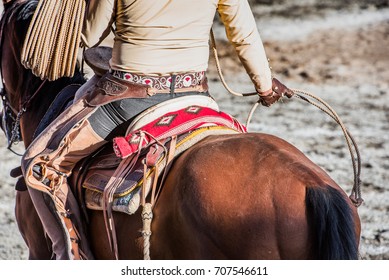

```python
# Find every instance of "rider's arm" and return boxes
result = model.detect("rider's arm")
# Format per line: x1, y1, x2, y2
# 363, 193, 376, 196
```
217, 0, 272, 93
81, 0, 116, 48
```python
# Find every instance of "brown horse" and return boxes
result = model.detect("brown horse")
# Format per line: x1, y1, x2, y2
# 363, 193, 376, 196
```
1, 0, 361, 260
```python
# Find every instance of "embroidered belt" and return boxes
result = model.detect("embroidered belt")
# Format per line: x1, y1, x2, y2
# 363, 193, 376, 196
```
111, 70, 206, 92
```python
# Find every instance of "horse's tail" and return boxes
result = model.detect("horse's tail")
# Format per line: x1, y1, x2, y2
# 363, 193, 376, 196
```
305, 185, 359, 260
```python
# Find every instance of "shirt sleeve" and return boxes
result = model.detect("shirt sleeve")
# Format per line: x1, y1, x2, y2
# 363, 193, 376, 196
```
217, 0, 272, 92
81, 0, 116, 48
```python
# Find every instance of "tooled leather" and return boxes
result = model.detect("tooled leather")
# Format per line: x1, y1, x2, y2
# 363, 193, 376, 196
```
84, 73, 151, 107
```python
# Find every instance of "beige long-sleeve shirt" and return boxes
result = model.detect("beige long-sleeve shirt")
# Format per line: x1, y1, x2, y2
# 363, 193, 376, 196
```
81, 0, 272, 92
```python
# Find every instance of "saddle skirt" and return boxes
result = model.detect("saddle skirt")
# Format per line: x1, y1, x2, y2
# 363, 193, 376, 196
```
77, 96, 247, 215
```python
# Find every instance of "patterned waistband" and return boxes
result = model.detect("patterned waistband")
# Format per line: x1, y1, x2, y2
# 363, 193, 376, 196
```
111, 70, 206, 91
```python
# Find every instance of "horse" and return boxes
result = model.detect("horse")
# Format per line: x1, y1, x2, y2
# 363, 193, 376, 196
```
1, 0, 361, 260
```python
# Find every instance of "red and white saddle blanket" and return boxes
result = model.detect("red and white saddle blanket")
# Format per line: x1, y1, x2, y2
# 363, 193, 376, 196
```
83, 96, 246, 214
113, 103, 246, 159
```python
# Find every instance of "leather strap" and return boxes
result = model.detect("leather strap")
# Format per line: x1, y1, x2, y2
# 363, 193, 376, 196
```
62, 215, 82, 260
112, 70, 206, 91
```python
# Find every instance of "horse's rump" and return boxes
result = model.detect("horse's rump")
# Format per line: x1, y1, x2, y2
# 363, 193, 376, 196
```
150, 132, 360, 259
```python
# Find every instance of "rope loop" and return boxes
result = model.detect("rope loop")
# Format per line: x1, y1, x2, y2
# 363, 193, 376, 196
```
292, 89, 363, 207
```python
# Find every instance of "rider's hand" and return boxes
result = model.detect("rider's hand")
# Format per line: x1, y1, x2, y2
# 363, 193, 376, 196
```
273, 77, 294, 98
257, 78, 294, 107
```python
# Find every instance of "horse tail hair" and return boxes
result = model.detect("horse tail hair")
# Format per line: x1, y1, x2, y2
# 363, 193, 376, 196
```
305, 185, 359, 260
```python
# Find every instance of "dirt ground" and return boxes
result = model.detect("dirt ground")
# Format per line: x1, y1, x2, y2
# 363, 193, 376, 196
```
1, 1, 388, 260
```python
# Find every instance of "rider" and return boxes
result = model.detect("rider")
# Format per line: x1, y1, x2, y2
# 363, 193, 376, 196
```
22, 0, 294, 259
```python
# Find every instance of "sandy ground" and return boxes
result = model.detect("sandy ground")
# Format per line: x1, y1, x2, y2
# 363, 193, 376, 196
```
1, 2, 388, 260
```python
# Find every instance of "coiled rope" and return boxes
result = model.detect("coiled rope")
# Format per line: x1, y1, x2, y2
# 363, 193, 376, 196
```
210, 30, 363, 207
21, 0, 85, 81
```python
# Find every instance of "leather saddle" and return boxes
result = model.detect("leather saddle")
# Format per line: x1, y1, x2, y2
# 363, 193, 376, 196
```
71, 95, 243, 216
83, 46, 112, 77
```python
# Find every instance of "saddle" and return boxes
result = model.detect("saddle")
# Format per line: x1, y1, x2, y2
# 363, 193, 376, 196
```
83, 46, 112, 77
72, 95, 246, 216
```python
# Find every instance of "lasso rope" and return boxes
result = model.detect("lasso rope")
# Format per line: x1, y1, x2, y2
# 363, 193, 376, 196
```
210, 29, 363, 207
210, 31, 257, 98
21, 0, 85, 81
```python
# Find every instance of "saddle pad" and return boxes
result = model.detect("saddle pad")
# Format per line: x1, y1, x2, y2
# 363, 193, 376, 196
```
114, 103, 246, 159
126, 95, 219, 133
83, 126, 240, 215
